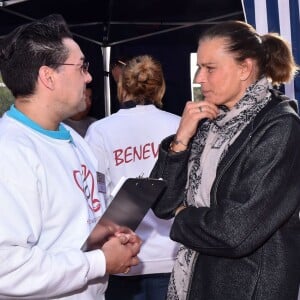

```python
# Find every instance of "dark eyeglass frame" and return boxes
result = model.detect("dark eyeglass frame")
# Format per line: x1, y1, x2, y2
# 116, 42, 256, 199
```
57, 60, 89, 74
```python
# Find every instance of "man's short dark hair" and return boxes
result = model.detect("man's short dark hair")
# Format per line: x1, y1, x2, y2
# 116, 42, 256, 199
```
0, 14, 72, 98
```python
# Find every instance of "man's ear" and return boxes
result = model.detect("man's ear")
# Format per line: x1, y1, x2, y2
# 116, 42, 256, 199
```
38, 66, 55, 90
240, 58, 254, 81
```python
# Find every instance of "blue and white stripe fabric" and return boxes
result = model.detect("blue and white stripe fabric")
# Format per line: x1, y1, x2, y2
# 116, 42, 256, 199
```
242, 0, 300, 104
242, 3, 300, 298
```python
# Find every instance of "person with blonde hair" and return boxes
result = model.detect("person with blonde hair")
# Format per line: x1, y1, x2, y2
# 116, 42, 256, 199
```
151, 20, 300, 299
86, 54, 181, 300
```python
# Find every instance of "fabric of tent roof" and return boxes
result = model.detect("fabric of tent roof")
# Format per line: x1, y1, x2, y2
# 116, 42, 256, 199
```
0, 0, 244, 43
0, 0, 244, 117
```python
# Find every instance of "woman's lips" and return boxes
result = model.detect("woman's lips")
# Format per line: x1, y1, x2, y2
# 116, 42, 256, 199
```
201, 90, 210, 97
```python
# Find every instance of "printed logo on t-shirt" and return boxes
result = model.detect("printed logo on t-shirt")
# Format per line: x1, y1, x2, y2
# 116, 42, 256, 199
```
73, 164, 101, 212
113, 142, 159, 166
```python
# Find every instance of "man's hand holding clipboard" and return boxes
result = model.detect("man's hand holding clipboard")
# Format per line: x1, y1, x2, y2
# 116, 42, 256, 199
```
81, 177, 167, 252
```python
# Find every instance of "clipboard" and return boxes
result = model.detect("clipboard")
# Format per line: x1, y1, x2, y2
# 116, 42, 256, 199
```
81, 177, 167, 251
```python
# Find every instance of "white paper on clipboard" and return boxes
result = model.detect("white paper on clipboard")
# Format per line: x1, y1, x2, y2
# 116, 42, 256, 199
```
81, 177, 167, 251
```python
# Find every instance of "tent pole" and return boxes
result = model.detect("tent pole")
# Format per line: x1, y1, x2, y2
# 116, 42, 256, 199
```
102, 46, 111, 116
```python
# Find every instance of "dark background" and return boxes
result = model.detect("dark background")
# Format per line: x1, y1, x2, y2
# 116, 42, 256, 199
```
0, 0, 244, 118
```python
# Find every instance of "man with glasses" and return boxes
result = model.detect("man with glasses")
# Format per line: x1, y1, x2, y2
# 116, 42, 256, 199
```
0, 14, 141, 299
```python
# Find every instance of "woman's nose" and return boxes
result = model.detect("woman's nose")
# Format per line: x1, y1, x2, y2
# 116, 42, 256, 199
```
194, 68, 205, 84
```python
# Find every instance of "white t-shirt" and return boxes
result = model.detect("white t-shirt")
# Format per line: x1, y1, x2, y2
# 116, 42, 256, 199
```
86, 104, 181, 275
0, 107, 107, 299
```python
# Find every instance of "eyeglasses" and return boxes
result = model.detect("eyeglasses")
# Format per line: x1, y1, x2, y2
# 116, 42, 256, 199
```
56, 60, 90, 74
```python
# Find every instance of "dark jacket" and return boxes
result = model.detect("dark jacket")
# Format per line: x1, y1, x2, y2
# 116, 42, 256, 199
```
151, 91, 300, 300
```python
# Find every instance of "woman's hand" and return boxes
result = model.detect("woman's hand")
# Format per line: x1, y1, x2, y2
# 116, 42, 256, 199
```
175, 100, 219, 148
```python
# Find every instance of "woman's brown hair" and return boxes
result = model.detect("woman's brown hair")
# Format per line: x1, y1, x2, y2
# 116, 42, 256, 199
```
117, 55, 166, 107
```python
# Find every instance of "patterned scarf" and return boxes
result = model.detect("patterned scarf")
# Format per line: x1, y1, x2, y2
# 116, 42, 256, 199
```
167, 77, 272, 300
